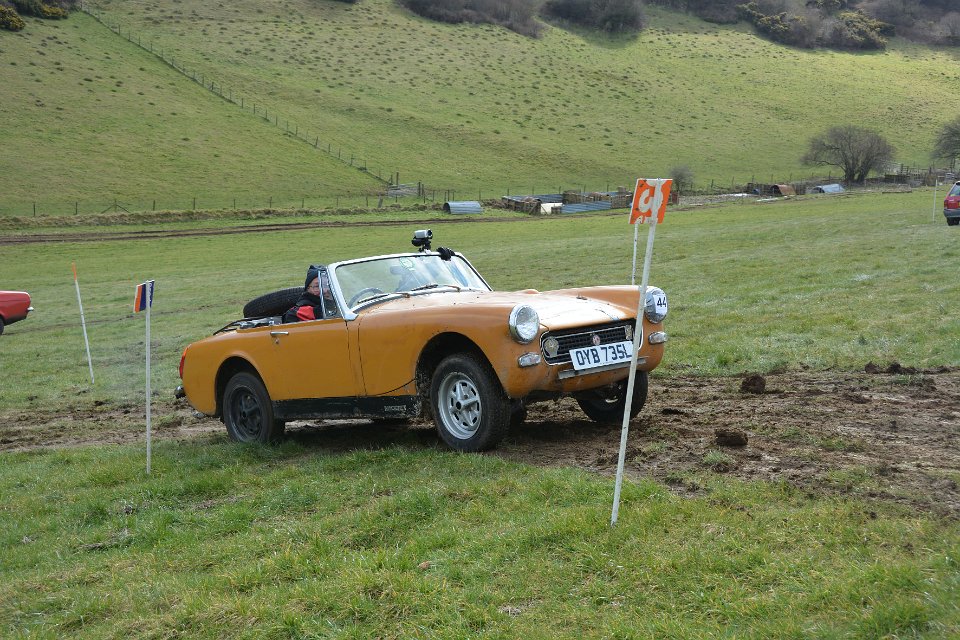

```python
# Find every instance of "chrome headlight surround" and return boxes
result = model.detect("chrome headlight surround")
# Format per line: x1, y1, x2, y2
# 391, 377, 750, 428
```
644, 287, 668, 324
508, 304, 540, 344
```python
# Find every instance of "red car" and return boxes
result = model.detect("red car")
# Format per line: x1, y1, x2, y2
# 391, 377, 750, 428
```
945, 181, 960, 226
0, 291, 33, 335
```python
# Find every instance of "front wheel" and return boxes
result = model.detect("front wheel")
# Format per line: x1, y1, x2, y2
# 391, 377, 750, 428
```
575, 372, 649, 424
430, 353, 510, 452
222, 371, 284, 443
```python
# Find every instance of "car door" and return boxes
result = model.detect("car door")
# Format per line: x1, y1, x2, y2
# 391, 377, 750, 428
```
255, 318, 360, 400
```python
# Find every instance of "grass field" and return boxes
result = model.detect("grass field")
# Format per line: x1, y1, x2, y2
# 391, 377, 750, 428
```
1, 190, 958, 637
2, 0, 959, 214
0, 189, 956, 409
2, 440, 958, 638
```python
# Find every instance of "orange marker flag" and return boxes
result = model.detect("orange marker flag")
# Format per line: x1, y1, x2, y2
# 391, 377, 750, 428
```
629, 178, 672, 225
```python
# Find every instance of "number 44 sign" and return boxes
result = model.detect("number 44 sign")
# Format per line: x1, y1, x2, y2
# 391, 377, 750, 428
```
629, 178, 672, 224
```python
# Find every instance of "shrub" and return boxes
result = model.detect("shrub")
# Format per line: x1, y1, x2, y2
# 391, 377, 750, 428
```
11, 0, 67, 19
0, 5, 25, 30
821, 10, 888, 49
542, 0, 645, 33
398, 0, 542, 37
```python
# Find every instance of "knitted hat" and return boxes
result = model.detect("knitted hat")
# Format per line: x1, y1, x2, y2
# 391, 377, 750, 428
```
305, 265, 321, 289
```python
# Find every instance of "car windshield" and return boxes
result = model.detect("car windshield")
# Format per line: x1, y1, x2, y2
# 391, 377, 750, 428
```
334, 253, 490, 308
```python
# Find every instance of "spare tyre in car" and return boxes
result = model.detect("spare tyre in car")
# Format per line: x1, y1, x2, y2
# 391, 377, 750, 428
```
243, 287, 303, 318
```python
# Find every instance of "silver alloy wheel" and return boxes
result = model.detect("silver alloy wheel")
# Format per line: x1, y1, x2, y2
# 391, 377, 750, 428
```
436, 371, 483, 440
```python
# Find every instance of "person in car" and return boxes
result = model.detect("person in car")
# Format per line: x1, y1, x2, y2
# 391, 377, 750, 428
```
283, 265, 337, 322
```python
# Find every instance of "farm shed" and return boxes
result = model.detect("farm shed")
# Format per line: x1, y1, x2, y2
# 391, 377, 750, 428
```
443, 201, 483, 214
813, 184, 844, 193
773, 184, 796, 196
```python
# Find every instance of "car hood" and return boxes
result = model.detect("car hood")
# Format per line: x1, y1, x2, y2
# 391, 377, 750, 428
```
358, 288, 636, 329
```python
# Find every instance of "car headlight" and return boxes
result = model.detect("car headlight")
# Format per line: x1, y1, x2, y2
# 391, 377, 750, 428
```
508, 304, 540, 344
644, 287, 668, 323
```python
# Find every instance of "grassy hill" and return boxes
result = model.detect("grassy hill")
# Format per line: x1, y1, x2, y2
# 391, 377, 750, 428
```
2, 0, 958, 214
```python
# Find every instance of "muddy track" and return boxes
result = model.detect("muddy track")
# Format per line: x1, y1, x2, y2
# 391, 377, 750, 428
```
0, 211, 614, 245
4, 368, 957, 517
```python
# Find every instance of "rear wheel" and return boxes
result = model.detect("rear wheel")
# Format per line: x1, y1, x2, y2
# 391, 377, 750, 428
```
0, 318, 5, 336
948, 218, 959, 226
575, 372, 649, 424
223, 371, 284, 443
430, 353, 510, 452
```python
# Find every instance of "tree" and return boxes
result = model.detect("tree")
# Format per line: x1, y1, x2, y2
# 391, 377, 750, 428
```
669, 165, 694, 193
932, 115, 960, 168
801, 125, 895, 183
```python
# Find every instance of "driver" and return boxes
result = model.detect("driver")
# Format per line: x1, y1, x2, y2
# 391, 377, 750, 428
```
283, 265, 338, 322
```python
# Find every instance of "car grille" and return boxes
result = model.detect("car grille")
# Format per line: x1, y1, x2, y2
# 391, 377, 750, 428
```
541, 321, 634, 364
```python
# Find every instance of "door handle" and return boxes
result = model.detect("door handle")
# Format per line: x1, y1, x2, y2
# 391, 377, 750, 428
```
269, 330, 288, 344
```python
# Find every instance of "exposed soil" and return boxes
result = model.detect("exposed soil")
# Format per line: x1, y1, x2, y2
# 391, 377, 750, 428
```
4, 366, 957, 517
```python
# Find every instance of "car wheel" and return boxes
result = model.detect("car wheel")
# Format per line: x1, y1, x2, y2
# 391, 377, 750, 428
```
575, 372, 649, 424
948, 218, 959, 226
243, 287, 304, 318
0, 318, 4, 336
430, 353, 510, 452
223, 371, 284, 443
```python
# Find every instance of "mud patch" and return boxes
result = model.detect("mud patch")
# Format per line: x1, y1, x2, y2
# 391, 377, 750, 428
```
2, 369, 958, 516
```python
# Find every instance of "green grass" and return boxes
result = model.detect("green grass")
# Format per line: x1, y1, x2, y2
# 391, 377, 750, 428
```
1, 440, 958, 638
3, 1, 959, 213
0, 188, 956, 412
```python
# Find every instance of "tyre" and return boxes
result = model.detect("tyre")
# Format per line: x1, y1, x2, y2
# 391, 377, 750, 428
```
243, 287, 304, 318
222, 371, 284, 443
430, 353, 510, 452
575, 372, 649, 424
0, 317, 4, 336
948, 218, 959, 226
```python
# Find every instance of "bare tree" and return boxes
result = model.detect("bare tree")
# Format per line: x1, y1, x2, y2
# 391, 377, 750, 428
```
932, 115, 960, 168
801, 125, 895, 183
669, 165, 695, 193
938, 12, 960, 45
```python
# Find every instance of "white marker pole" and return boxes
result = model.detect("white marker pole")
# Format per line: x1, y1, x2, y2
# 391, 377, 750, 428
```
72, 263, 95, 384
932, 178, 939, 223
612, 180, 663, 527
145, 281, 152, 475
631, 222, 639, 285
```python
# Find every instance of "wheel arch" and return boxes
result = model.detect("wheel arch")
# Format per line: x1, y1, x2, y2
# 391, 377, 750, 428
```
215, 357, 263, 418
415, 332, 499, 403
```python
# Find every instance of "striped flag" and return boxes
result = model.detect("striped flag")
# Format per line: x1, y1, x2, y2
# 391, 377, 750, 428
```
134, 280, 154, 313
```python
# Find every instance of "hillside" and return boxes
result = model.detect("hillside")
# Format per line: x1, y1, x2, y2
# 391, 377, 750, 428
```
2, 0, 958, 214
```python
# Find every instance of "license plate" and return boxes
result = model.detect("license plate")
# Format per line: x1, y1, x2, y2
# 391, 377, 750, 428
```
569, 340, 633, 371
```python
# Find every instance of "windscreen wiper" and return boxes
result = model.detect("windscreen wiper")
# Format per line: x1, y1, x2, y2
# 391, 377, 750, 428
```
410, 283, 462, 292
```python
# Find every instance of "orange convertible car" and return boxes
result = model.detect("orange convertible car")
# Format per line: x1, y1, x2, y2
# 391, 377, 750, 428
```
177, 232, 668, 451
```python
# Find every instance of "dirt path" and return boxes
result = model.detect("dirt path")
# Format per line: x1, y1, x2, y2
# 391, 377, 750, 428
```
0, 211, 609, 245
3, 367, 957, 516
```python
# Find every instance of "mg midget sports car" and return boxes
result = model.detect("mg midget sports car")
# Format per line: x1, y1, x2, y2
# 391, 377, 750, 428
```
176, 231, 668, 452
